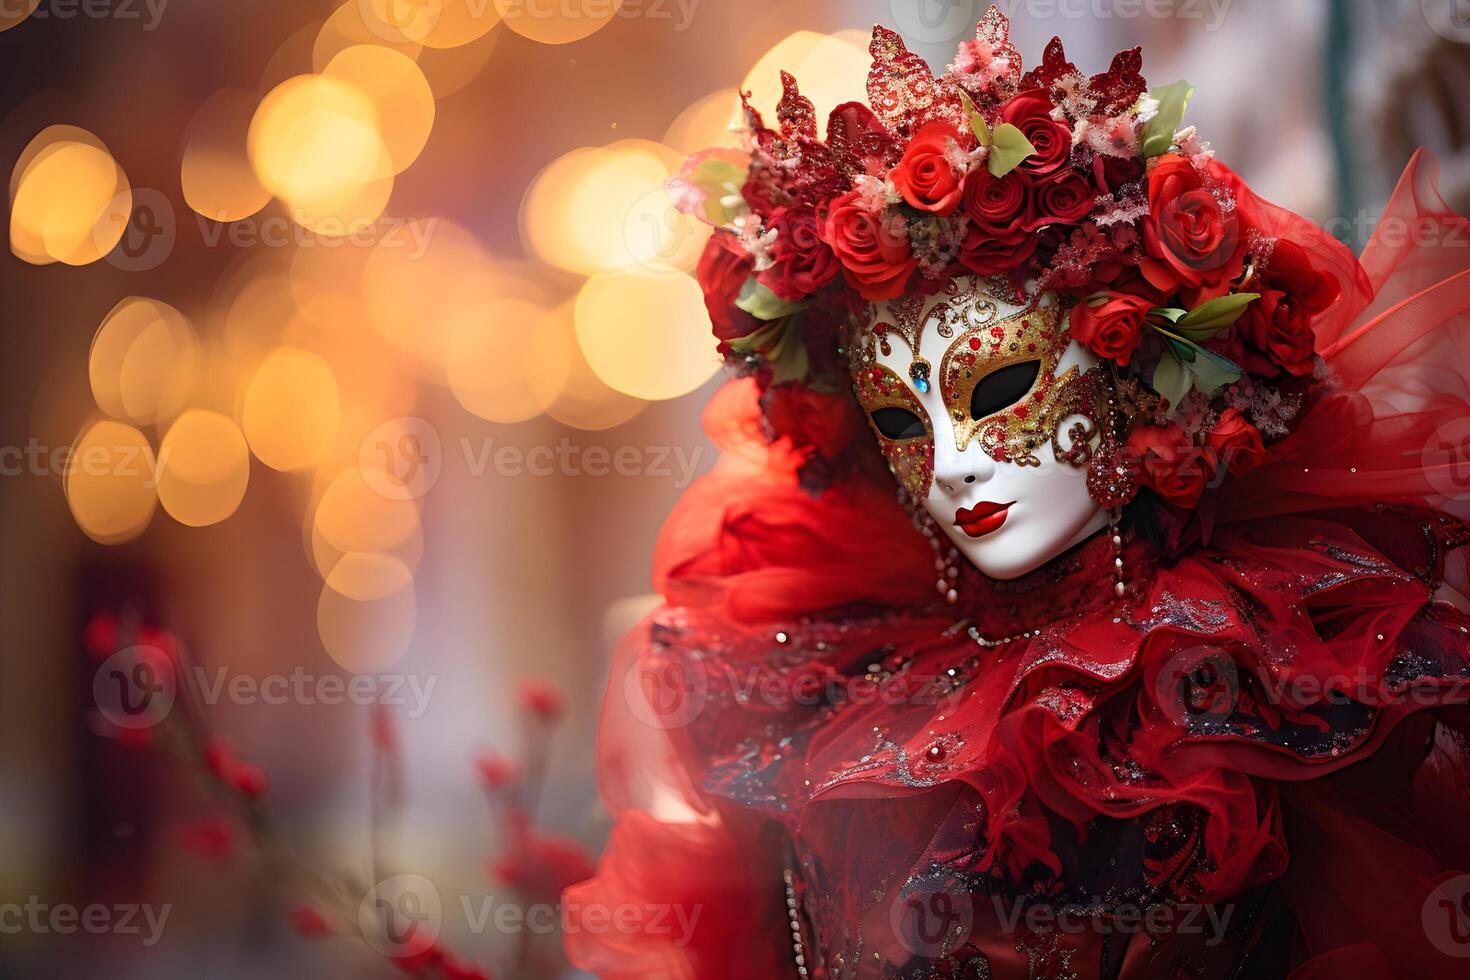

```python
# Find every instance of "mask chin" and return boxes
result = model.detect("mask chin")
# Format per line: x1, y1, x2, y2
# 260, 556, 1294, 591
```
944, 503, 1109, 580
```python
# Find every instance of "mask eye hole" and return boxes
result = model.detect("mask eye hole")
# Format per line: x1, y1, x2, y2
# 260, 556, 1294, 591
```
970, 360, 1041, 421
870, 407, 927, 441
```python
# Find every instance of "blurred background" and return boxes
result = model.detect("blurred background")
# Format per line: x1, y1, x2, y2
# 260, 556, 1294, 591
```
1, 0, 1468, 976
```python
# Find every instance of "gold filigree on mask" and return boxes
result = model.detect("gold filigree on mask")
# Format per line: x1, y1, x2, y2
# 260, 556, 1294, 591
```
937, 302, 1094, 466
853, 362, 934, 498
848, 278, 1099, 485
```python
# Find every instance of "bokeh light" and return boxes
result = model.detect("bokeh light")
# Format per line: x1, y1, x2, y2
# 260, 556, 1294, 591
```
521, 139, 707, 275
10, 126, 131, 266
312, 465, 422, 560
322, 45, 435, 174
538, 299, 646, 431
241, 348, 342, 471
663, 87, 742, 155
0, 0, 39, 33
446, 296, 573, 423
574, 267, 720, 401
317, 574, 417, 672
362, 217, 501, 374
315, 1, 423, 68
248, 73, 392, 232
493, 0, 620, 45
742, 30, 869, 122
65, 419, 158, 545
156, 410, 252, 527
89, 298, 200, 427
181, 89, 273, 222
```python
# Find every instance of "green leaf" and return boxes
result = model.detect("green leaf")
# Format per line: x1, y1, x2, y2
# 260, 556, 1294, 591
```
1152, 352, 1191, 411
1155, 329, 1198, 363
735, 276, 805, 321
959, 90, 991, 146
767, 320, 810, 385
1184, 343, 1244, 396
1139, 79, 1194, 159
1150, 325, 1245, 411
726, 319, 783, 355
1149, 307, 1189, 324
1171, 292, 1260, 341
684, 156, 749, 226
987, 123, 1036, 177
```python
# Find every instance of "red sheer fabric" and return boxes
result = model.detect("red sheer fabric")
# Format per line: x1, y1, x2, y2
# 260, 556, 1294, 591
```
565, 153, 1470, 978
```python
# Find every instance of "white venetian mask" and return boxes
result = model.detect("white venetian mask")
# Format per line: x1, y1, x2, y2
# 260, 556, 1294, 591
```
851, 277, 1109, 581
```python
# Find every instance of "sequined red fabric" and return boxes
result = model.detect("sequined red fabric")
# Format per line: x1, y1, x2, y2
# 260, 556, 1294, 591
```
566, 158, 1470, 978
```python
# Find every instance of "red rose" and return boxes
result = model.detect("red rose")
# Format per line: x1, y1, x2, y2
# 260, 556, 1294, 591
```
890, 121, 966, 215
998, 89, 1073, 176
762, 385, 861, 460
757, 204, 841, 302
1126, 423, 1216, 508
1034, 169, 1097, 225
1068, 291, 1150, 365
1092, 152, 1145, 195
958, 222, 1039, 277
962, 167, 1035, 235
1236, 240, 1336, 376
820, 189, 917, 301
696, 233, 761, 341
1140, 154, 1248, 300
1205, 408, 1265, 476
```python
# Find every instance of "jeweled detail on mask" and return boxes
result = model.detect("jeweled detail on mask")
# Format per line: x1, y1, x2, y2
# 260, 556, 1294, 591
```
850, 277, 1105, 482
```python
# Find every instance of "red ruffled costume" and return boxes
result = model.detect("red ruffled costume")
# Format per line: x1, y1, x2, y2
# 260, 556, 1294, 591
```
565, 150, 1470, 979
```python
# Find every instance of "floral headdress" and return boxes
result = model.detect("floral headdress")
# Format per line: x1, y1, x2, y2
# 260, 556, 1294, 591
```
673, 7, 1353, 510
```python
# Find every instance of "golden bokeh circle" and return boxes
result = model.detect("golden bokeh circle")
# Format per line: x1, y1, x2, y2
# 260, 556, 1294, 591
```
65, 419, 158, 545
10, 129, 131, 266
248, 74, 391, 220
0, 0, 40, 33
89, 298, 200, 427
317, 575, 416, 672
241, 348, 342, 471
323, 45, 435, 175
446, 297, 573, 424
574, 268, 721, 401
521, 139, 699, 275
181, 89, 273, 223
156, 410, 251, 527
492, 0, 621, 45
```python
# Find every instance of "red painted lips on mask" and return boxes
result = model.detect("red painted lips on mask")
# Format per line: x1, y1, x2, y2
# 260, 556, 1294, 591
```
954, 501, 1015, 538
